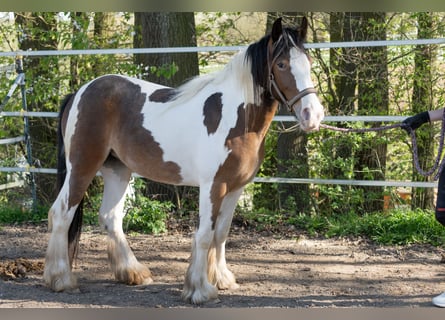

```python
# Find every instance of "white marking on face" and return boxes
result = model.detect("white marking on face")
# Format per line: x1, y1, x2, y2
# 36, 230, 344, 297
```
289, 48, 313, 91
289, 48, 324, 131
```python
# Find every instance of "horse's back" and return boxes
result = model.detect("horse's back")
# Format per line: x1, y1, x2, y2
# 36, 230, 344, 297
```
63, 73, 253, 187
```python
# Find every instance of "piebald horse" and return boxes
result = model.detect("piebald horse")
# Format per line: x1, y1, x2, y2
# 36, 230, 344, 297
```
43, 17, 324, 304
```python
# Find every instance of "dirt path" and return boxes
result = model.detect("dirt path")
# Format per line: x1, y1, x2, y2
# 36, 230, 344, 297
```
1, 224, 445, 308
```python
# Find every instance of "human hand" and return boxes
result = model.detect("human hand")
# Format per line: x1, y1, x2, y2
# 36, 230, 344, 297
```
401, 111, 430, 133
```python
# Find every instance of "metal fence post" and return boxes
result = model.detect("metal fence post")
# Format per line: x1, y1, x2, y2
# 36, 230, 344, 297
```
16, 56, 37, 209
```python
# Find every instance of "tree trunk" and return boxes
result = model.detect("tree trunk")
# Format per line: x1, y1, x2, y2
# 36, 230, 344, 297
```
133, 13, 199, 207
355, 12, 389, 213
134, 12, 199, 87
315, 12, 361, 213
264, 13, 312, 214
328, 12, 360, 177
411, 12, 436, 210
276, 110, 311, 213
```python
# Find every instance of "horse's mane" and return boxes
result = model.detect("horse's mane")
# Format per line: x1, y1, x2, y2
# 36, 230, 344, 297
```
171, 48, 256, 106
171, 25, 306, 108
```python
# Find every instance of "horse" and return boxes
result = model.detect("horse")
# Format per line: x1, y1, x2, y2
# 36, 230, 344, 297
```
43, 17, 324, 304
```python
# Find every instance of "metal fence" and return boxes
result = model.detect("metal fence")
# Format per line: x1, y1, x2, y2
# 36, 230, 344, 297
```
1, 38, 445, 198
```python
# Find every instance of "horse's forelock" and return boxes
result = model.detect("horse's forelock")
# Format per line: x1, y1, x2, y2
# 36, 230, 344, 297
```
273, 27, 306, 57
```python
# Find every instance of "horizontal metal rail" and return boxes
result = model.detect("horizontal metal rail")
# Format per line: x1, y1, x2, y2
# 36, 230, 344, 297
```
0, 135, 24, 144
253, 177, 437, 188
0, 111, 59, 118
0, 112, 408, 122
0, 166, 436, 188
0, 113, 429, 188
0, 38, 444, 58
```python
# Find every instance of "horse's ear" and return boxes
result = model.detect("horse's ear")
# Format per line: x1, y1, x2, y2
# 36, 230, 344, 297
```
299, 16, 308, 40
271, 17, 283, 42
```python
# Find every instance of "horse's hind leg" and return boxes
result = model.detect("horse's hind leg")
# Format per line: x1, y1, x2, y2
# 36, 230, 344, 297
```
99, 159, 153, 285
44, 168, 96, 292
208, 188, 243, 290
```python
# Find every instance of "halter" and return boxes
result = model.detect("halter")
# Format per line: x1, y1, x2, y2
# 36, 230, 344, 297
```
268, 33, 317, 112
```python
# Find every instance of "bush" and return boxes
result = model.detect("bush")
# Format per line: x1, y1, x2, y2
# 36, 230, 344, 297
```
124, 196, 173, 234
123, 179, 174, 234
0, 205, 47, 225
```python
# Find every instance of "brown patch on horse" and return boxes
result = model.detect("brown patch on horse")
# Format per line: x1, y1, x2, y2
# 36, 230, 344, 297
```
203, 93, 223, 135
208, 101, 278, 227
63, 76, 182, 209
149, 88, 177, 103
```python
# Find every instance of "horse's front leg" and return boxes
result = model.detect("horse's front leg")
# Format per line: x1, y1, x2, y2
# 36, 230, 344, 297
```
182, 185, 219, 304
208, 187, 244, 291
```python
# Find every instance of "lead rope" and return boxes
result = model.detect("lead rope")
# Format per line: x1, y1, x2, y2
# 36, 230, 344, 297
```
319, 109, 445, 180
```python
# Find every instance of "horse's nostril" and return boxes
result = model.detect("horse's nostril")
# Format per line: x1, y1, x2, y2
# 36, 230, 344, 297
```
301, 107, 310, 121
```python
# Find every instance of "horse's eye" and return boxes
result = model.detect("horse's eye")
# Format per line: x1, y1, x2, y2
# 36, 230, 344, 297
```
277, 62, 286, 70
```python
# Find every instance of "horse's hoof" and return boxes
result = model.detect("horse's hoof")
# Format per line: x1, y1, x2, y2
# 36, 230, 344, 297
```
44, 272, 78, 292
115, 264, 153, 285
215, 270, 239, 290
182, 284, 218, 304
218, 281, 240, 290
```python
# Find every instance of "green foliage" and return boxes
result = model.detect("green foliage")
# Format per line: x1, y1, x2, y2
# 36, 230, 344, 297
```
252, 123, 279, 211
123, 197, 172, 234
237, 207, 445, 246
195, 12, 258, 69
82, 178, 174, 234
239, 207, 284, 228
149, 63, 178, 80
294, 208, 445, 246
361, 209, 445, 245
123, 179, 174, 234
0, 204, 47, 225
82, 190, 102, 226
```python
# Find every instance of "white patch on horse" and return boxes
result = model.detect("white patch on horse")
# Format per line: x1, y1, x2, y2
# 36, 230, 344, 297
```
289, 48, 324, 129
138, 53, 252, 186
43, 202, 79, 291
64, 84, 89, 173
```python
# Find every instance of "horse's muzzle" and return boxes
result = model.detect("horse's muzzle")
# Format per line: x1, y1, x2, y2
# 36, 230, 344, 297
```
296, 104, 324, 132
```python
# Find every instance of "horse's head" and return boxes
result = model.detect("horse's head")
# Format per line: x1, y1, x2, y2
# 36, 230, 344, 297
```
268, 17, 324, 132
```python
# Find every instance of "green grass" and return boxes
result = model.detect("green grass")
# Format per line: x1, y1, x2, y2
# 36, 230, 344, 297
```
239, 208, 445, 246
321, 209, 445, 246
2, 203, 445, 246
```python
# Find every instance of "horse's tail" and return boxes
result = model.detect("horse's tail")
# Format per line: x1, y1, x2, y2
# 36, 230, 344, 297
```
57, 93, 84, 266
